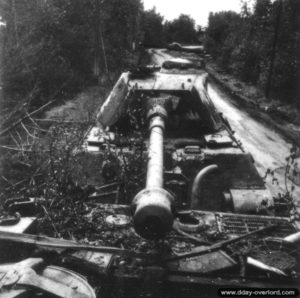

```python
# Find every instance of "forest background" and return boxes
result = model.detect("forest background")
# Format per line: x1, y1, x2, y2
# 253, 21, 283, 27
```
0, 0, 299, 116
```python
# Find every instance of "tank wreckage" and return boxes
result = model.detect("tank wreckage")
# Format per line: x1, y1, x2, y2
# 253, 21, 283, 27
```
0, 58, 299, 297
94, 58, 278, 237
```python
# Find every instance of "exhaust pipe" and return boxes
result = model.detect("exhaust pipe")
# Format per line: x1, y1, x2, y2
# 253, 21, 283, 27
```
132, 99, 174, 239
190, 164, 218, 209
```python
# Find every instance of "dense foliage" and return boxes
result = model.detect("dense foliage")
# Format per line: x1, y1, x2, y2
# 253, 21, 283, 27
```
0, 1, 199, 114
1, 0, 299, 114
141, 7, 165, 47
205, 0, 300, 105
164, 14, 198, 44
0, 0, 143, 111
141, 11, 198, 46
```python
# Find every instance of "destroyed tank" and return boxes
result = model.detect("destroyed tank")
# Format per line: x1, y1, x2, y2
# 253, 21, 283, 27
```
80, 58, 300, 293
90, 57, 277, 235
0, 59, 299, 297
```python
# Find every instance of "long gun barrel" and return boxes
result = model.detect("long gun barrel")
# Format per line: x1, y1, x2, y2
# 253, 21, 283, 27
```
131, 98, 175, 239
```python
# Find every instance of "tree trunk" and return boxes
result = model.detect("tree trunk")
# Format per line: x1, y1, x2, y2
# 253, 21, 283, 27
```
94, 0, 108, 78
265, 0, 282, 98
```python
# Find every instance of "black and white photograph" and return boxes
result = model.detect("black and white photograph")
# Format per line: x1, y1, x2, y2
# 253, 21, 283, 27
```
0, 0, 300, 297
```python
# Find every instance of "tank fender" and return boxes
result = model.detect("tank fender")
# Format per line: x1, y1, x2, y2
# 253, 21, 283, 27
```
97, 72, 130, 127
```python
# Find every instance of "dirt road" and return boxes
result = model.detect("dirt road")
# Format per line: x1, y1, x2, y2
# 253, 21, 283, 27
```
207, 84, 299, 199
149, 48, 300, 214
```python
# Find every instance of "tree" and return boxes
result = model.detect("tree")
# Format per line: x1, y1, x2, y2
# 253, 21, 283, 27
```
1, 0, 75, 109
164, 14, 197, 44
205, 11, 240, 67
141, 7, 164, 47
0, 0, 144, 114
205, 0, 300, 106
